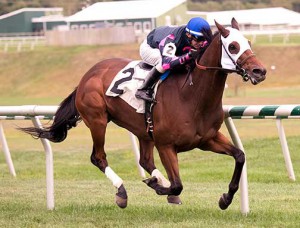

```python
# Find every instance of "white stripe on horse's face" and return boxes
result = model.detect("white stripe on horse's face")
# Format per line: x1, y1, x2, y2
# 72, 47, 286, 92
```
220, 27, 252, 70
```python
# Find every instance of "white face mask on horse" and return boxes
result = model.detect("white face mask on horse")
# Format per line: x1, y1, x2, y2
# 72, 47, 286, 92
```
220, 27, 253, 70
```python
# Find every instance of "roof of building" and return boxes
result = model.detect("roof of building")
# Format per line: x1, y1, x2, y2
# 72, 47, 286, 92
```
0, 7, 63, 20
188, 7, 300, 26
66, 0, 186, 22
32, 14, 65, 23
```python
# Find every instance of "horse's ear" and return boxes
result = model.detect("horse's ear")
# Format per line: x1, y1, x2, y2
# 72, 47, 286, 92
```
231, 17, 239, 30
214, 19, 230, 38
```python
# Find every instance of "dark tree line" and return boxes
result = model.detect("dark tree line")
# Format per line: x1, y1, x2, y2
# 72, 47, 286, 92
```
0, 0, 298, 16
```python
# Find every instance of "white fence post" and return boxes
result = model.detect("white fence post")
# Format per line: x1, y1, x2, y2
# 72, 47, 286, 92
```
0, 121, 16, 177
275, 119, 295, 181
224, 117, 249, 215
31, 116, 55, 210
222, 104, 300, 214
129, 132, 146, 178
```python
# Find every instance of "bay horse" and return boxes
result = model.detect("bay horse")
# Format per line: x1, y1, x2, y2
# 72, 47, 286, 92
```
21, 18, 266, 210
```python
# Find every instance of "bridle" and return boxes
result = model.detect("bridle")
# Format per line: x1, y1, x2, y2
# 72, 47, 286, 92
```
195, 34, 256, 82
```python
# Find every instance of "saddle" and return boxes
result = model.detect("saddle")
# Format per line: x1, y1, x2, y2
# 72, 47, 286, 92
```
105, 60, 192, 139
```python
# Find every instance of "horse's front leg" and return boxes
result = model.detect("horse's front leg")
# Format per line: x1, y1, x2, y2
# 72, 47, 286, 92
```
201, 131, 245, 210
146, 145, 183, 203
138, 139, 170, 187
138, 139, 181, 204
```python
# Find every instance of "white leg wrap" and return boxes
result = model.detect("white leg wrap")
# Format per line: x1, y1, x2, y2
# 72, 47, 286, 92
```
151, 169, 170, 188
105, 166, 123, 188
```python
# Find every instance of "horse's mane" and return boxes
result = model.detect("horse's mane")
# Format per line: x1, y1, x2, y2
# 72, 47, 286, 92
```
184, 31, 220, 74
213, 31, 220, 38
170, 31, 220, 76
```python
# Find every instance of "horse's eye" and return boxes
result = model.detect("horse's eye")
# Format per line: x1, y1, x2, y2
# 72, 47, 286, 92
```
228, 41, 240, 54
229, 44, 236, 51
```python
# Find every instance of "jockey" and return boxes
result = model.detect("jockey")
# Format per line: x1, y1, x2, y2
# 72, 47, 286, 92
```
135, 17, 213, 102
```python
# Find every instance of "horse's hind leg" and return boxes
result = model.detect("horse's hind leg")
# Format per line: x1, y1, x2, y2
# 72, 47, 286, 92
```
201, 131, 245, 210
89, 121, 128, 209
78, 99, 127, 209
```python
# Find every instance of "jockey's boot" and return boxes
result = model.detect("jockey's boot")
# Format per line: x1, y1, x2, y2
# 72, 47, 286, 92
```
135, 67, 162, 102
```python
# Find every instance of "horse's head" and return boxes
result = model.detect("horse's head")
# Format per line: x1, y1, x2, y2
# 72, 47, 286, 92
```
215, 18, 266, 85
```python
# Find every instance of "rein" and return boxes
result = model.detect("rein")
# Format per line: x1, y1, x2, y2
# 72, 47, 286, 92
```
195, 62, 239, 74
195, 60, 251, 82
195, 35, 256, 82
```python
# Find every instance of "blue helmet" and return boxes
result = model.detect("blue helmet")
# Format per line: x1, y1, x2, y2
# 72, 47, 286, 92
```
185, 17, 210, 40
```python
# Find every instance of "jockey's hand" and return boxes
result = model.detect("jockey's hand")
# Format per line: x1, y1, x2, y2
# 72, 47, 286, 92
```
188, 49, 199, 59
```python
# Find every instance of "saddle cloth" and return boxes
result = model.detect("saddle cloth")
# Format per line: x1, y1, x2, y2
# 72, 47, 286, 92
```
106, 60, 151, 113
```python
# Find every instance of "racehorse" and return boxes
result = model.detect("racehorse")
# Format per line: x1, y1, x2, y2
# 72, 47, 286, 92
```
21, 18, 266, 210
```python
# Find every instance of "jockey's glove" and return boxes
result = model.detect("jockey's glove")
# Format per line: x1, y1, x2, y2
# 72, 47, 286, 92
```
188, 49, 199, 59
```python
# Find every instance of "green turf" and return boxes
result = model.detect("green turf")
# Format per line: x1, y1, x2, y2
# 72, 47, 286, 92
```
0, 124, 299, 227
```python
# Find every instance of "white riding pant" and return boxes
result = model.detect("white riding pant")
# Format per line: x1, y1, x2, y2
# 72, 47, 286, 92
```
139, 39, 165, 73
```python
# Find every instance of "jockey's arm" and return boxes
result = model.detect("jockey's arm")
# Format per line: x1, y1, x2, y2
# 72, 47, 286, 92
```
158, 35, 193, 71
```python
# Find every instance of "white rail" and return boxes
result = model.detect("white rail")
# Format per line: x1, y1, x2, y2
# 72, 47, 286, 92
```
1, 105, 299, 214
223, 104, 300, 214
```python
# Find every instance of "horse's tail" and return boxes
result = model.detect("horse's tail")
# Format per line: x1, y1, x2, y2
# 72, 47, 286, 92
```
20, 88, 80, 143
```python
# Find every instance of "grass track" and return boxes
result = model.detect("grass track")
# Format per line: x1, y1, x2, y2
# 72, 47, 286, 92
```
0, 132, 299, 227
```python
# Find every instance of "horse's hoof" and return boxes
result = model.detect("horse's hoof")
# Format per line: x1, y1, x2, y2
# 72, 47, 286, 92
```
115, 194, 127, 209
167, 195, 182, 205
143, 177, 167, 195
115, 184, 127, 209
142, 177, 158, 190
143, 176, 157, 185
218, 193, 232, 210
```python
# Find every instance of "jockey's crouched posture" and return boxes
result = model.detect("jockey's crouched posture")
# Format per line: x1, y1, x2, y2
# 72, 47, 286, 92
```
135, 17, 213, 102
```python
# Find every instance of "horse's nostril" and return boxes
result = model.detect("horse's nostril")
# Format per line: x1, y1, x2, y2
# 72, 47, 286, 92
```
262, 68, 267, 75
253, 68, 266, 76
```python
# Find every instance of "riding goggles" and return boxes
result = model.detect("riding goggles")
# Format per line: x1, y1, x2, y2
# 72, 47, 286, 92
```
189, 35, 206, 42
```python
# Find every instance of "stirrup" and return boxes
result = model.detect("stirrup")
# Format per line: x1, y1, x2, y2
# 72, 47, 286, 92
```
135, 90, 154, 102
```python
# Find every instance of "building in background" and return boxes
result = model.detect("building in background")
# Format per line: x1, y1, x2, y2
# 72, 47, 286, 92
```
50, 0, 187, 35
0, 1, 300, 47
188, 7, 300, 32
0, 8, 63, 34
1, 1, 300, 36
